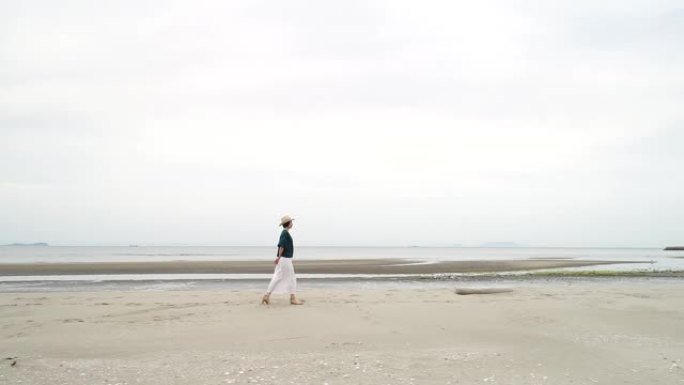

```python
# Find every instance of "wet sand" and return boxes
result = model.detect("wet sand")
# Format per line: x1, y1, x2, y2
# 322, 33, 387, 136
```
0, 258, 648, 276
2, 282, 684, 384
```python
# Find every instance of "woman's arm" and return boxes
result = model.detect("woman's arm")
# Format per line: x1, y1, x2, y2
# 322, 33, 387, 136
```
275, 247, 285, 264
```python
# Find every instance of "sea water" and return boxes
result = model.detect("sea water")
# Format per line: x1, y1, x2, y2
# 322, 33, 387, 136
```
0, 245, 680, 264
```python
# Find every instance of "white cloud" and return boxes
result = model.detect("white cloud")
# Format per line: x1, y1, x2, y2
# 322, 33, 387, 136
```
1, 0, 682, 246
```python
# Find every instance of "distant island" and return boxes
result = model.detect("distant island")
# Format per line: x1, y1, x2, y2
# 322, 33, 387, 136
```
664, 246, 684, 251
3, 242, 49, 247
479, 242, 523, 248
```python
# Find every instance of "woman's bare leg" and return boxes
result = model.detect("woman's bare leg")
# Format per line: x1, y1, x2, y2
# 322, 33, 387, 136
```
261, 292, 271, 304
290, 294, 304, 305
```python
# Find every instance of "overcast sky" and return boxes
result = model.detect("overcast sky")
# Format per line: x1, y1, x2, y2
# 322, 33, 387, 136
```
1, 0, 682, 247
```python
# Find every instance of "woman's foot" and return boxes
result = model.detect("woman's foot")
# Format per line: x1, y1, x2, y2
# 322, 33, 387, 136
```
290, 295, 305, 305
261, 294, 270, 305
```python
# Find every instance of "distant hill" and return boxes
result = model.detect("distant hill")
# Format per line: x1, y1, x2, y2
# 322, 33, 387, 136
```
479, 242, 523, 248
664, 246, 684, 251
3, 242, 49, 247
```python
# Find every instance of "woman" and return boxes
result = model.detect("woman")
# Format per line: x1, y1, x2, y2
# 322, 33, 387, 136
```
261, 215, 304, 305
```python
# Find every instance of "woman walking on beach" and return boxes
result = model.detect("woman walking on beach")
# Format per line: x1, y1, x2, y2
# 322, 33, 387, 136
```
261, 215, 304, 305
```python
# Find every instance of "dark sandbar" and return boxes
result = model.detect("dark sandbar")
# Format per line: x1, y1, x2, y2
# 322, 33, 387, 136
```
0, 259, 648, 276
455, 288, 514, 295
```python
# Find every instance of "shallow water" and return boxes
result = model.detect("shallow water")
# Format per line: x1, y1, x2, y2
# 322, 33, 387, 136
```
1, 246, 683, 291
1, 274, 683, 293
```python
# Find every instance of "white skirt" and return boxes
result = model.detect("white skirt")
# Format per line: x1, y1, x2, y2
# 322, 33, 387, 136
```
266, 257, 297, 294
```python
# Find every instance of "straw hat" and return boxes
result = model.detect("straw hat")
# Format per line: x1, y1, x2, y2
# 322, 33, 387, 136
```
279, 215, 294, 226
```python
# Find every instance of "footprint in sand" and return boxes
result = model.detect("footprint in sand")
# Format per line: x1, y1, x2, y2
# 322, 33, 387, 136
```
63, 318, 85, 323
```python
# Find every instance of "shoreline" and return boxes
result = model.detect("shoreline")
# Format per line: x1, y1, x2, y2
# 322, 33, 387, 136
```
2, 270, 683, 294
0, 258, 653, 276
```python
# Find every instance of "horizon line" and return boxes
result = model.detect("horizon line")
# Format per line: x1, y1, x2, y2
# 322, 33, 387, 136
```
0, 243, 672, 249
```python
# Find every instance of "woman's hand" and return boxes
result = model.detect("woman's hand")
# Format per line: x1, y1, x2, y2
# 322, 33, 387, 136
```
274, 257, 280, 265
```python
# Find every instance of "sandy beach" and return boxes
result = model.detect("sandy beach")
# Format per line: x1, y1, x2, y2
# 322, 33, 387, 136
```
2, 280, 684, 384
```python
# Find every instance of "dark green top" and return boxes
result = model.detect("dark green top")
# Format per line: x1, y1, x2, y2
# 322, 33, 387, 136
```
277, 229, 294, 258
